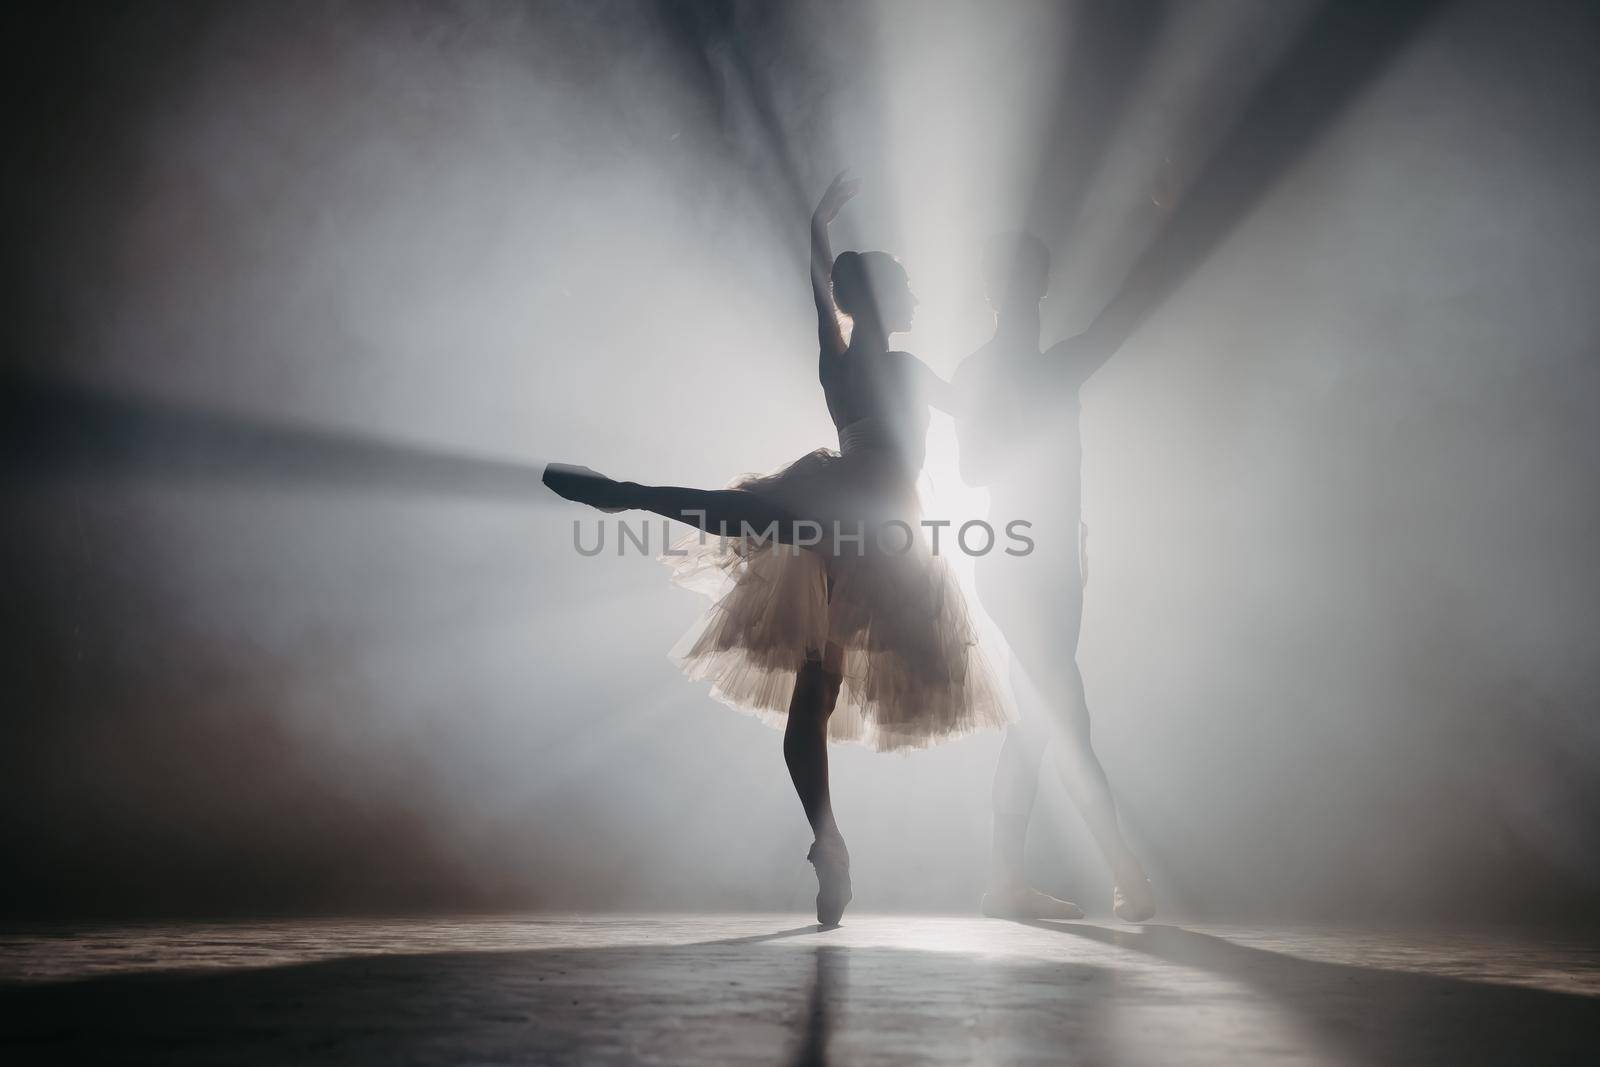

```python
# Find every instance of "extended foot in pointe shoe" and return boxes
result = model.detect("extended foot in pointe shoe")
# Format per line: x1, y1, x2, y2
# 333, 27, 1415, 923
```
807, 836, 852, 927
981, 885, 1084, 922
541, 462, 629, 513
1113, 874, 1156, 923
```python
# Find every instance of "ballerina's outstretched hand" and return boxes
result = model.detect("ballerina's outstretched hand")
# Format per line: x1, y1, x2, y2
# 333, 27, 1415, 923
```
814, 169, 860, 226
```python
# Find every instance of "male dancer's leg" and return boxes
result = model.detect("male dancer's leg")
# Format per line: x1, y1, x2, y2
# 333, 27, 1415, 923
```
979, 550, 1081, 919
990, 669, 1051, 891
981, 536, 1150, 918
1010, 569, 1152, 918
1014, 622, 1137, 878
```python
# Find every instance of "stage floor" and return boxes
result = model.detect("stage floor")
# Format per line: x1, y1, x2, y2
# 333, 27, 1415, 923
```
3, 914, 1597, 1064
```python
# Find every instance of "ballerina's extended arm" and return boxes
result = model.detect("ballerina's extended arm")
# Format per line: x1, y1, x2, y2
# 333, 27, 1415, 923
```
811, 171, 860, 378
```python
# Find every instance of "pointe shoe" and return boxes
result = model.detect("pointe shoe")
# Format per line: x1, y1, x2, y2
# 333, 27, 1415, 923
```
1113, 875, 1156, 923
807, 837, 852, 927
541, 462, 629, 513
981, 886, 1084, 922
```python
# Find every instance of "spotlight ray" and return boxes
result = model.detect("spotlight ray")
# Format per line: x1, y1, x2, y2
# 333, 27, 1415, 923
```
1085, 0, 1450, 352
4, 373, 553, 500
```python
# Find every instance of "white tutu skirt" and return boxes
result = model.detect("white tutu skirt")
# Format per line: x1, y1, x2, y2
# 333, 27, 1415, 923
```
661, 442, 1010, 752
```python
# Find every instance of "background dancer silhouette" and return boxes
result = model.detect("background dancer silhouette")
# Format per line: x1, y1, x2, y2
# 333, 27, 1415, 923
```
954, 232, 1154, 922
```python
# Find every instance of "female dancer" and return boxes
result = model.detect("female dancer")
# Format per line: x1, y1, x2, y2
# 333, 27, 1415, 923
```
543, 173, 1007, 925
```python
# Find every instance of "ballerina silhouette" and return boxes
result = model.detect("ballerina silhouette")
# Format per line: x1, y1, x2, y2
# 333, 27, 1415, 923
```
544, 174, 1007, 925
952, 232, 1155, 923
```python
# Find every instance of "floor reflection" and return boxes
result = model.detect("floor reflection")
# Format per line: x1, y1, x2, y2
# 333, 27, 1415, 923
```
2, 916, 1596, 1065
1025, 921, 1600, 1065
789, 946, 844, 1067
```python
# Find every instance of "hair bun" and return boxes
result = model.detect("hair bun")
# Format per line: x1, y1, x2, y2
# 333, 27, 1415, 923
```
831, 251, 868, 315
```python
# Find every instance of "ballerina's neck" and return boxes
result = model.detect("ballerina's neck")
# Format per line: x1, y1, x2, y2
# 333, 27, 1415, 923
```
845, 328, 890, 356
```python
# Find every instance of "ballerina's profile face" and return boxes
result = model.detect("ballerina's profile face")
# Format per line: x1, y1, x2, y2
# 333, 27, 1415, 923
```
879, 273, 918, 334
836, 251, 918, 337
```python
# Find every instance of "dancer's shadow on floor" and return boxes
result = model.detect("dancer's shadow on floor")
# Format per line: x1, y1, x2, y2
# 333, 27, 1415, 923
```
1018, 920, 1597, 1065
695, 924, 843, 1066
786, 944, 844, 1067
699, 924, 838, 946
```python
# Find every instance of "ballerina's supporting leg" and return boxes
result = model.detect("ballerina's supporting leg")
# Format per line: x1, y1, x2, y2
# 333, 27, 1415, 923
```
785, 641, 851, 926
785, 646, 845, 842
542, 464, 808, 544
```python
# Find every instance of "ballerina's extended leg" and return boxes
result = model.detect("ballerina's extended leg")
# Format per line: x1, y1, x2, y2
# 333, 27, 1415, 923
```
543, 463, 806, 543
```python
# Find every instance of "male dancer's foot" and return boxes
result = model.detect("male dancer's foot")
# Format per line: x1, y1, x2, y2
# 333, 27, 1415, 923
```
1112, 862, 1156, 923
542, 462, 630, 513
807, 835, 852, 927
983, 811, 1082, 920
981, 884, 1084, 922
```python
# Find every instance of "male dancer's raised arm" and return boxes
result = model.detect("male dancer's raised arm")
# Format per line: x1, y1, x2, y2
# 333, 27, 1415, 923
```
1045, 327, 1119, 392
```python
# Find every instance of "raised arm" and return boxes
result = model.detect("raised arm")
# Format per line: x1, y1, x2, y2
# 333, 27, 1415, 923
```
811, 171, 860, 376
1045, 326, 1119, 389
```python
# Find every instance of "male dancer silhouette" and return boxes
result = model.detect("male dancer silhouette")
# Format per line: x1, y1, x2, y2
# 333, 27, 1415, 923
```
953, 233, 1154, 922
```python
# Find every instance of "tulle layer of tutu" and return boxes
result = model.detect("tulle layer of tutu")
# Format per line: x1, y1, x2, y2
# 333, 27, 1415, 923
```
662, 448, 1010, 752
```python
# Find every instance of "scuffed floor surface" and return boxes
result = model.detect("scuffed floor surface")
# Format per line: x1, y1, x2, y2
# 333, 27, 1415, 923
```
2, 915, 1597, 1065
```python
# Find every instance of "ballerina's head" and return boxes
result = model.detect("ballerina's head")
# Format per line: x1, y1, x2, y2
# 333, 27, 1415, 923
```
832, 250, 917, 341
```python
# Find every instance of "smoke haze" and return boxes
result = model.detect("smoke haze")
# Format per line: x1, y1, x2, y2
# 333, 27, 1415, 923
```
3, 0, 1597, 922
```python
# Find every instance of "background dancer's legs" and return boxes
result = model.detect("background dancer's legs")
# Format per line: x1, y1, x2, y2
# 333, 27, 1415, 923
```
1028, 653, 1153, 921
784, 642, 850, 925
988, 715, 1048, 885
984, 683, 1084, 921
979, 552, 1153, 921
